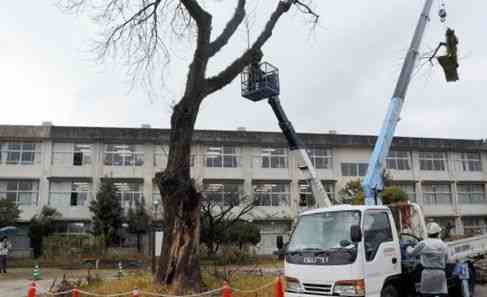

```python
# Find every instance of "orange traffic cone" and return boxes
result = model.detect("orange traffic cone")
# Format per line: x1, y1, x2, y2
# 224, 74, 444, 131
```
27, 282, 36, 297
222, 281, 232, 297
274, 276, 284, 297
72, 288, 80, 297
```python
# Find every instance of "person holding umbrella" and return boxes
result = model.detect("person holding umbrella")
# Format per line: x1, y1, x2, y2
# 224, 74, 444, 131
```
0, 236, 12, 273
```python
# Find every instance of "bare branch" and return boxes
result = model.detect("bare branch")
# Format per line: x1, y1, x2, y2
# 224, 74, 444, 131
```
205, 0, 293, 95
208, 0, 246, 58
294, 0, 319, 23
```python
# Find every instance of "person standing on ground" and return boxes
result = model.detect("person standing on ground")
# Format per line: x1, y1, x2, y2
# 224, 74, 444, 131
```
407, 222, 451, 297
0, 236, 12, 273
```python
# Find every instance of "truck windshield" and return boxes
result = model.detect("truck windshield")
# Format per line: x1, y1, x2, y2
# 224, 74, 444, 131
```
287, 211, 361, 264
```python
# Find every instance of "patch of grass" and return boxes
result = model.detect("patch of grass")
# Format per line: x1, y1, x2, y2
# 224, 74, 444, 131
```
80, 272, 277, 297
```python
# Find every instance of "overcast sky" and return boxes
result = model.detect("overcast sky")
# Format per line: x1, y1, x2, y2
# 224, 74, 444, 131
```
1, 1, 486, 139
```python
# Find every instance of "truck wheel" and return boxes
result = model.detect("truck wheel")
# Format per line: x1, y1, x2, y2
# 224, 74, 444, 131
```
381, 284, 399, 297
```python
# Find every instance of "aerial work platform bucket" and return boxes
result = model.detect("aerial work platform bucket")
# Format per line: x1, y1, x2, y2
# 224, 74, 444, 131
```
241, 62, 280, 102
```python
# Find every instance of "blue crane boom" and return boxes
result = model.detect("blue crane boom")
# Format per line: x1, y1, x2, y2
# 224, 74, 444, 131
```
362, 0, 435, 205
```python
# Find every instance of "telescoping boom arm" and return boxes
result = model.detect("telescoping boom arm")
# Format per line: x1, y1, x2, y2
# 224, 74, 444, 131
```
362, 0, 435, 205
268, 97, 333, 208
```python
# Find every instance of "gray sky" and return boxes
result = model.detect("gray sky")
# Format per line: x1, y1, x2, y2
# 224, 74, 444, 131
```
1, 1, 486, 139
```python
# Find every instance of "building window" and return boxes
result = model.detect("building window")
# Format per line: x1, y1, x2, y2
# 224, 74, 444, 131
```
298, 181, 335, 207
52, 143, 91, 166
390, 182, 416, 202
1, 143, 37, 165
386, 151, 411, 170
0, 180, 39, 206
422, 183, 452, 205
457, 184, 486, 204
419, 152, 446, 171
253, 182, 290, 206
203, 182, 243, 206
73, 144, 92, 166
458, 152, 482, 172
206, 146, 239, 168
306, 148, 332, 169
114, 182, 144, 209
49, 181, 90, 207
462, 217, 487, 236
426, 217, 455, 235
261, 148, 288, 168
341, 162, 368, 177
104, 144, 144, 166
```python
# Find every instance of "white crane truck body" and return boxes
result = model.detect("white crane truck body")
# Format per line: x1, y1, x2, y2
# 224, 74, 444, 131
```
283, 204, 487, 297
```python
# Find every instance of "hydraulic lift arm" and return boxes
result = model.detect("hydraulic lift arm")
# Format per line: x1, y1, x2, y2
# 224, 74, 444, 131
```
362, 0, 434, 205
268, 97, 332, 208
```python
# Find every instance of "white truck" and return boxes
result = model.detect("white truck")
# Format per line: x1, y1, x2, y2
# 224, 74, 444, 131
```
280, 202, 487, 297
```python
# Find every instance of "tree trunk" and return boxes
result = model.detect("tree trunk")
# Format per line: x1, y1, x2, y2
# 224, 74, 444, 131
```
155, 97, 204, 294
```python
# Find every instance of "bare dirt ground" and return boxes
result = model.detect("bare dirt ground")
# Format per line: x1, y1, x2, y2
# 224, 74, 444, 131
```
0, 268, 118, 297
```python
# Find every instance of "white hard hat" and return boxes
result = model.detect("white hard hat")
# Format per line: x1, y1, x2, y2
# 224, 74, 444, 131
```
427, 222, 442, 235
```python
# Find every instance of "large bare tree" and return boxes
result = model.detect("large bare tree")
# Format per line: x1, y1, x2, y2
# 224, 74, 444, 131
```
61, 0, 318, 293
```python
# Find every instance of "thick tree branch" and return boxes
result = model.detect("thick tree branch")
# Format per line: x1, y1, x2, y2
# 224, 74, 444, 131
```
205, 0, 293, 95
180, 0, 212, 96
180, 0, 211, 26
208, 0, 246, 58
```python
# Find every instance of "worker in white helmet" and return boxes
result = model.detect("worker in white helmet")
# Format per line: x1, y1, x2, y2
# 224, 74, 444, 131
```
407, 222, 451, 297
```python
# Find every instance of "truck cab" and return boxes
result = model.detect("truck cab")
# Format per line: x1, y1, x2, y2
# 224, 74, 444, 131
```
284, 205, 403, 297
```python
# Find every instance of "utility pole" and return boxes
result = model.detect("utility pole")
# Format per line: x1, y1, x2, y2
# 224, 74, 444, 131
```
362, 0, 435, 205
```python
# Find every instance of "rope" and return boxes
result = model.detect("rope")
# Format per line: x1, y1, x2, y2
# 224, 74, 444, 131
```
230, 281, 275, 294
139, 287, 223, 297
78, 290, 134, 297
31, 279, 276, 297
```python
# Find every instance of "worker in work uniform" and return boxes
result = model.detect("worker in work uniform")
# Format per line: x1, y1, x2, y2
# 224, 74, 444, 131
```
407, 222, 451, 297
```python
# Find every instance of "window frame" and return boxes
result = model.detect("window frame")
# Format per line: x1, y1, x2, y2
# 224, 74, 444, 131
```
104, 144, 144, 166
341, 162, 368, 177
457, 152, 482, 172
253, 182, 290, 207
113, 182, 144, 209
203, 182, 243, 206
419, 152, 447, 171
205, 145, 240, 168
298, 180, 335, 207
422, 183, 452, 205
386, 151, 411, 171
1, 142, 38, 165
457, 183, 486, 204
306, 148, 333, 169
49, 181, 90, 208
0, 180, 39, 207
261, 147, 288, 169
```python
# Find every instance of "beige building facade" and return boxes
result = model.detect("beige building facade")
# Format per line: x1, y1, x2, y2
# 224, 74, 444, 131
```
1, 124, 487, 254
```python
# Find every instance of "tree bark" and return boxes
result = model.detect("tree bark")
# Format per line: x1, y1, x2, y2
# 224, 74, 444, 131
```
155, 96, 204, 294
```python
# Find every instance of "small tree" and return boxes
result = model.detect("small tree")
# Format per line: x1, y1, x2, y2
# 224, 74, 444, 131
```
339, 174, 408, 206
127, 198, 151, 252
382, 187, 408, 205
29, 206, 62, 258
90, 180, 123, 247
0, 199, 21, 228
227, 220, 261, 250
200, 193, 258, 257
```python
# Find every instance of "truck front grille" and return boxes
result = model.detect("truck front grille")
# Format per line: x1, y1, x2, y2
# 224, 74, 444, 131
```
302, 283, 332, 296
